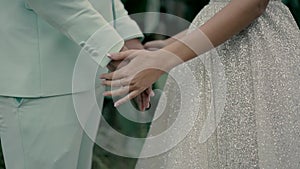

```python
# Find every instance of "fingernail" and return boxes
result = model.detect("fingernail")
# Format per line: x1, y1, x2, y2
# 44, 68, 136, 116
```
150, 91, 155, 97
114, 103, 119, 107
107, 53, 112, 58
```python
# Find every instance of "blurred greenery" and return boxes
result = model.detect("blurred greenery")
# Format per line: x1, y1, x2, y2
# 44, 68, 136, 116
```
122, 0, 208, 22
92, 98, 150, 169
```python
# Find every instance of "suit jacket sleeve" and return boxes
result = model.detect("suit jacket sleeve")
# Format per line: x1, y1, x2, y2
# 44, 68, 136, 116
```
113, 0, 144, 41
26, 0, 124, 67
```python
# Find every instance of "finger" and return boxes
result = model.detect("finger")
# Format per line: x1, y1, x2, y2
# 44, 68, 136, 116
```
116, 59, 130, 69
143, 91, 150, 110
109, 59, 130, 70
137, 93, 143, 111
107, 63, 116, 72
146, 87, 155, 97
114, 90, 142, 107
102, 78, 131, 87
145, 90, 151, 108
150, 90, 155, 97
144, 88, 153, 109
135, 94, 142, 111
100, 72, 114, 80
147, 102, 150, 109
144, 91, 150, 111
144, 40, 163, 49
103, 86, 130, 97
145, 87, 152, 95
108, 50, 137, 61
146, 47, 160, 51
138, 90, 150, 111
146, 91, 151, 108
108, 60, 121, 68
107, 60, 123, 71
100, 69, 125, 80
144, 41, 159, 48
140, 93, 145, 111
120, 46, 128, 52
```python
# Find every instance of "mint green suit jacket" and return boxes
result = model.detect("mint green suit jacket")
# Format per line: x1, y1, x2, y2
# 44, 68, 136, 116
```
0, 0, 143, 97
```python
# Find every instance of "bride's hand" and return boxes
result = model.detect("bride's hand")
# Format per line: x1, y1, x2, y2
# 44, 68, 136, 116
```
144, 40, 168, 51
100, 49, 176, 107
144, 37, 179, 51
107, 46, 154, 111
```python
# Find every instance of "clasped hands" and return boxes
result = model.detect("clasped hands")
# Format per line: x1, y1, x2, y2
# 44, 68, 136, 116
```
101, 39, 176, 110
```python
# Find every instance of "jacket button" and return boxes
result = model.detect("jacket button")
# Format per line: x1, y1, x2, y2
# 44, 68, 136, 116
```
88, 48, 95, 53
84, 45, 90, 51
79, 41, 86, 47
91, 51, 99, 58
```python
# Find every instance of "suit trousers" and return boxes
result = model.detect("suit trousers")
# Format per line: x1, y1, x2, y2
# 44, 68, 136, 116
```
0, 94, 94, 169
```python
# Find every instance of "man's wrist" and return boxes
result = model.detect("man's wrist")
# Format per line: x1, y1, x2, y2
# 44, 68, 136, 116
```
124, 38, 144, 50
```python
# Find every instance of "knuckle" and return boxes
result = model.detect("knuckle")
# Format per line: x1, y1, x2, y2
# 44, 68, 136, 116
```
132, 84, 141, 90
127, 78, 135, 85
130, 85, 138, 91
119, 69, 128, 77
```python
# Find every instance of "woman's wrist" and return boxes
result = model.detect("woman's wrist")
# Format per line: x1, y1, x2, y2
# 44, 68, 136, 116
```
150, 49, 183, 73
164, 38, 176, 46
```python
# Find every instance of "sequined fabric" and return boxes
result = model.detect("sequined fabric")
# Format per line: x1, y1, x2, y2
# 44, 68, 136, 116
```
136, 1, 300, 169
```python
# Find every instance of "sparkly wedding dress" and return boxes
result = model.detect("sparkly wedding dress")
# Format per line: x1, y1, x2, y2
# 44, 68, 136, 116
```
136, 0, 300, 169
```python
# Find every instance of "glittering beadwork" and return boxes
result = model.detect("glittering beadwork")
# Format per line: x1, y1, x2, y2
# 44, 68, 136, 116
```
136, 1, 300, 169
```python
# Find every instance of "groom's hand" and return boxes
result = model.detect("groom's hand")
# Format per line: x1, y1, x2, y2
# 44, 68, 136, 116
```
106, 39, 154, 111
124, 38, 144, 50
107, 46, 128, 71
107, 38, 143, 71
144, 40, 168, 51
